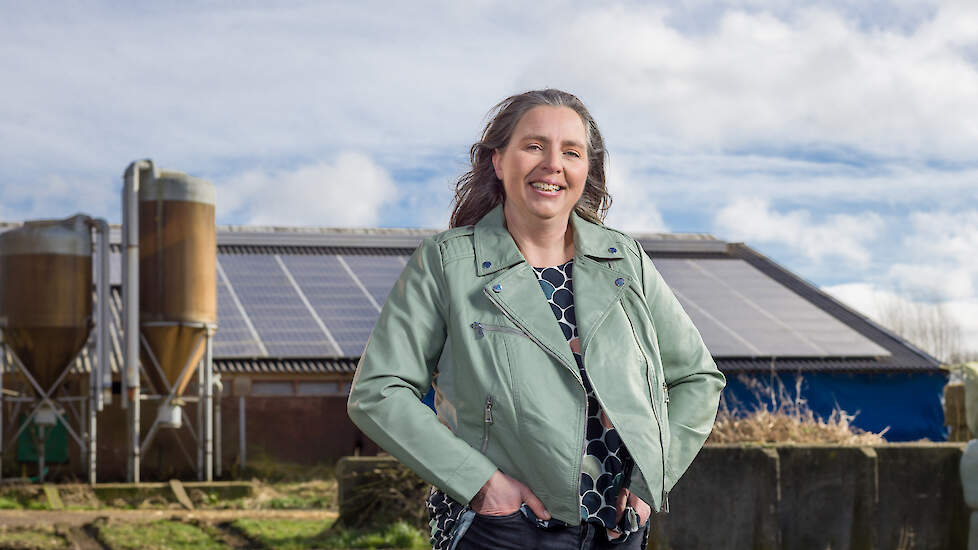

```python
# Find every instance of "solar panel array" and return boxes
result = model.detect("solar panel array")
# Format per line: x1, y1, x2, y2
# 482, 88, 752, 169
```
652, 258, 890, 358
205, 252, 888, 360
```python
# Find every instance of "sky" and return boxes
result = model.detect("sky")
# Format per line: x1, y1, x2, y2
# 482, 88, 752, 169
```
1, 1, 976, 356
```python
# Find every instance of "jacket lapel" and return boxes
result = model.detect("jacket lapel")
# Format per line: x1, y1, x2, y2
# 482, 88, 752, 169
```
472, 205, 633, 376
569, 213, 632, 356
474, 205, 579, 377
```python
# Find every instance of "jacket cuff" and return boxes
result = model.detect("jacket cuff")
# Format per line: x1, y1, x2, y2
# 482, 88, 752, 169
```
442, 447, 498, 505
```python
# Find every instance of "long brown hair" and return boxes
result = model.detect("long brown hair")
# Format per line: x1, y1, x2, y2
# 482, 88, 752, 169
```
449, 89, 611, 228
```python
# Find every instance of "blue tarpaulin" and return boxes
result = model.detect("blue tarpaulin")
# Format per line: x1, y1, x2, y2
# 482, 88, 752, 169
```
721, 370, 948, 442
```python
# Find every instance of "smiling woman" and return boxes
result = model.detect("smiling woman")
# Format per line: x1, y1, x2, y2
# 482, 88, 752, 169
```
348, 89, 725, 550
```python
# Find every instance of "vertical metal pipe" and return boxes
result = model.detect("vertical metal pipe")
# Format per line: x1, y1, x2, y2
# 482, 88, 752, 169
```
239, 395, 246, 471
204, 331, 213, 482
132, 388, 140, 483
197, 353, 204, 481
123, 160, 152, 482
214, 373, 222, 478
38, 427, 46, 484
96, 219, 111, 409
1, 343, 5, 484
90, 219, 109, 486
88, 387, 98, 486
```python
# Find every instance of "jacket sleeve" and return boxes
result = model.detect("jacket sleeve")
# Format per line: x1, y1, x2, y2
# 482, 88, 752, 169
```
637, 241, 726, 493
347, 237, 498, 505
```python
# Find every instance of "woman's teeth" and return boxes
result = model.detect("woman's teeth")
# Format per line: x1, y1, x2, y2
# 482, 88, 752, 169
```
531, 182, 560, 193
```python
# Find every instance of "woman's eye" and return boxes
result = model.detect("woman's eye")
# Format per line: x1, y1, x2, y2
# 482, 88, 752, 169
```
564, 150, 582, 158
527, 144, 543, 151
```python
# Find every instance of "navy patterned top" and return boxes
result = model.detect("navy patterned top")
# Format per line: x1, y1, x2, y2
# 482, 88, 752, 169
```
426, 260, 641, 548
532, 260, 635, 525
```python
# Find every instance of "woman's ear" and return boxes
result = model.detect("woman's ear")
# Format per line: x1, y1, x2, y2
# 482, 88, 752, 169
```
491, 149, 503, 181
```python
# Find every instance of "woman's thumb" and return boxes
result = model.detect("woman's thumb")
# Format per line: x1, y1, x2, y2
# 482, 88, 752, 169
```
520, 486, 551, 520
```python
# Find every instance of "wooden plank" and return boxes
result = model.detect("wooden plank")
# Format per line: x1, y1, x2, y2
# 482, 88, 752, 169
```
42, 483, 63, 510
169, 479, 194, 510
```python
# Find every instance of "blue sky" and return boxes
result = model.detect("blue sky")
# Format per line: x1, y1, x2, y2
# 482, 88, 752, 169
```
1, 1, 976, 354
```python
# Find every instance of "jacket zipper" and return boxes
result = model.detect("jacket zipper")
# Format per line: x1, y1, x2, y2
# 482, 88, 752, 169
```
620, 301, 669, 513
471, 321, 529, 340
483, 287, 588, 516
481, 395, 494, 453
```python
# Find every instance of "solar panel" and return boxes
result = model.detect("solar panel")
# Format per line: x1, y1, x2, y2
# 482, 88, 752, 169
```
653, 258, 889, 358
218, 254, 340, 357
279, 255, 380, 356
213, 260, 265, 357
340, 255, 406, 306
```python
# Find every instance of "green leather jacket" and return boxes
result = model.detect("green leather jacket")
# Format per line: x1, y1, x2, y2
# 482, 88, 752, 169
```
348, 205, 725, 525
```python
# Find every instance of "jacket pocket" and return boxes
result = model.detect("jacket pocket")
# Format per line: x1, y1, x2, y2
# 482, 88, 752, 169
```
471, 321, 530, 340
481, 394, 494, 453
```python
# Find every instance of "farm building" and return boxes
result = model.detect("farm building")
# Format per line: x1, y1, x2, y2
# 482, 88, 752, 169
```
0, 222, 946, 478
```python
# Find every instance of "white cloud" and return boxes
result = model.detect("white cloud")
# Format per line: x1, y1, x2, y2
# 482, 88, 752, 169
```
825, 282, 978, 358
217, 152, 397, 227
713, 197, 883, 265
554, 3, 978, 161
888, 209, 978, 300
604, 157, 669, 233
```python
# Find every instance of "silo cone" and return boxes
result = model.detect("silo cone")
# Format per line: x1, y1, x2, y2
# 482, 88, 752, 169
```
138, 171, 216, 427
0, 215, 93, 395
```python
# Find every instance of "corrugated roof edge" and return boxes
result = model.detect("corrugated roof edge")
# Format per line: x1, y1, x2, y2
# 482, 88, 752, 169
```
11, 222, 723, 254
727, 242, 943, 371
214, 225, 725, 253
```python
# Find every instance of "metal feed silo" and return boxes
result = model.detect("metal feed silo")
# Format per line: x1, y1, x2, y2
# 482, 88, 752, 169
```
139, 171, 217, 410
0, 214, 111, 484
0, 216, 92, 393
122, 160, 218, 483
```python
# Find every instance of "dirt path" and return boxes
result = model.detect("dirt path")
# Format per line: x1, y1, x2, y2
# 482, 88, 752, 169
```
0, 508, 338, 528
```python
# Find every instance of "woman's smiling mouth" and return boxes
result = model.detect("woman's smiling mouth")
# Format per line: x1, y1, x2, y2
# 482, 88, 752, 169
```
530, 181, 562, 193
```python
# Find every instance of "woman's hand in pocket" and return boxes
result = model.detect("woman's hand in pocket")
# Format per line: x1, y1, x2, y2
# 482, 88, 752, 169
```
470, 470, 551, 519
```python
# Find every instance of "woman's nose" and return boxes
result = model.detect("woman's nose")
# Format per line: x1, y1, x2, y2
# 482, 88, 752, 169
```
539, 148, 562, 173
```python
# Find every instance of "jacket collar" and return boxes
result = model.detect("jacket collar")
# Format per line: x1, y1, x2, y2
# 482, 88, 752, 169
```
473, 203, 622, 276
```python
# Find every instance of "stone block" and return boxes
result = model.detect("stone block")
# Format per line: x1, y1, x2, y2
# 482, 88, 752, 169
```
962, 440, 978, 509
778, 446, 877, 550
650, 445, 780, 550
876, 443, 967, 549
336, 455, 428, 530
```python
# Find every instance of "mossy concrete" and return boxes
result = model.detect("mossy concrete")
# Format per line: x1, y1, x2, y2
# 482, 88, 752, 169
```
91, 480, 254, 504
339, 444, 971, 549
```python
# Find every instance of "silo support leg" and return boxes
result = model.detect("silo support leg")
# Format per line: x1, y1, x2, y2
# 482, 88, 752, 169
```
1, 344, 5, 484
204, 332, 213, 482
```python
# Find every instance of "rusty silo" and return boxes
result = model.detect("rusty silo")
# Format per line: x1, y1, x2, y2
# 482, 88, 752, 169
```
0, 214, 110, 484
122, 160, 218, 483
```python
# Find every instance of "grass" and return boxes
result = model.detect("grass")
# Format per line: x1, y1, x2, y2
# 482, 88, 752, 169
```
264, 480, 337, 509
242, 452, 336, 483
94, 520, 225, 550
232, 518, 429, 550
708, 373, 887, 445
0, 494, 23, 509
0, 487, 49, 510
0, 527, 68, 550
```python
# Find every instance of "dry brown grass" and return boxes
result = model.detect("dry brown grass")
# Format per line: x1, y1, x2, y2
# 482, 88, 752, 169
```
707, 373, 887, 445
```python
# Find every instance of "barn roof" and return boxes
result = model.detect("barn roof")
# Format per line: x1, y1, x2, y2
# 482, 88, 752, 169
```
1, 223, 941, 376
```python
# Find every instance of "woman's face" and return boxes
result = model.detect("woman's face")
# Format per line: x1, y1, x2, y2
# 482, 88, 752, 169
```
492, 105, 588, 226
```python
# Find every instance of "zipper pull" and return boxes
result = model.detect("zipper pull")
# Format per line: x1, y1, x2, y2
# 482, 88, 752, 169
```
662, 382, 670, 403
484, 395, 494, 424
662, 491, 670, 513
471, 322, 485, 339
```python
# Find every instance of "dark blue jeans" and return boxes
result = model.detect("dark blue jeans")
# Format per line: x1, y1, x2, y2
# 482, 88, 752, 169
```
454, 510, 649, 550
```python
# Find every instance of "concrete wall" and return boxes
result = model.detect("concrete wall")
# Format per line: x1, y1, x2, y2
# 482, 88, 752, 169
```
652, 444, 968, 550
335, 444, 968, 549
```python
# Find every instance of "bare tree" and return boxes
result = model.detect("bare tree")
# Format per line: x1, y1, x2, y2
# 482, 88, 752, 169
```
874, 296, 963, 363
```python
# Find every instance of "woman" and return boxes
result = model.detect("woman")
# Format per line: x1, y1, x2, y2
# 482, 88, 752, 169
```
348, 89, 725, 549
